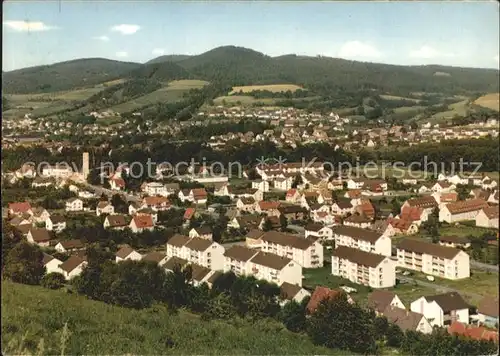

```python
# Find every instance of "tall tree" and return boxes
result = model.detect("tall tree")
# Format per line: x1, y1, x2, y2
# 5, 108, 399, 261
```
3, 241, 45, 285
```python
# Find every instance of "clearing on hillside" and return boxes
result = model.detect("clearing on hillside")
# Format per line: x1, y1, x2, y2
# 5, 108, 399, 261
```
167, 79, 210, 89
229, 84, 304, 94
474, 93, 500, 111
379, 95, 421, 103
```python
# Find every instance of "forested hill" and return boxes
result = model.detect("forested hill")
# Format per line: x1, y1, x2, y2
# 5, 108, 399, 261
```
3, 46, 499, 94
3, 58, 141, 94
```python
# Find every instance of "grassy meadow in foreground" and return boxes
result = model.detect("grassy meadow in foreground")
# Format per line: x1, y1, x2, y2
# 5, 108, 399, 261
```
1, 281, 347, 355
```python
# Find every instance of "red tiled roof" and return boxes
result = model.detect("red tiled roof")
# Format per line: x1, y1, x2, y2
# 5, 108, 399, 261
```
400, 207, 424, 222
8, 202, 32, 213
184, 207, 196, 220
286, 189, 297, 198
191, 188, 207, 199
111, 178, 125, 187
306, 286, 343, 314
448, 321, 499, 343
132, 215, 154, 228
258, 201, 280, 210
143, 196, 170, 207
446, 199, 489, 215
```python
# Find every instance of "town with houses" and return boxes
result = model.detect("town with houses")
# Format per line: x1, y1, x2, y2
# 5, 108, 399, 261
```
3, 137, 500, 345
2, 107, 499, 150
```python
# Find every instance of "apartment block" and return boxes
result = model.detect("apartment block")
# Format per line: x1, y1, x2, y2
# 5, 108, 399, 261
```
331, 246, 396, 288
396, 239, 470, 280
332, 225, 392, 257
166, 234, 225, 271
260, 231, 323, 268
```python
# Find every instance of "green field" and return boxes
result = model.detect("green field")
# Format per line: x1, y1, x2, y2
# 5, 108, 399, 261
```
213, 95, 277, 106
380, 95, 421, 103
2, 281, 346, 355
431, 100, 470, 120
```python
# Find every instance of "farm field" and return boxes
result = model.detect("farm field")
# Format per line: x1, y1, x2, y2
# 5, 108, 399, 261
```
213, 95, 277, 106
107, 88, 187, 114
229, 84, 304, 94
474, 93, 500, 111
2, 281, 346, 355
431, 99, 470, 120
167, 79, 210, 89
380, 95, 421, 103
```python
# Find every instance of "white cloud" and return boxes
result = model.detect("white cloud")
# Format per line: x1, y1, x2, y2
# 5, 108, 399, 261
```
152, 48, 166, 56
409, 46, 454, 59
93, 35, 110, 42
110, 24, 140, 35
3, 20, 57, 32
115, 51, 128, 58
338, 41, 382, 59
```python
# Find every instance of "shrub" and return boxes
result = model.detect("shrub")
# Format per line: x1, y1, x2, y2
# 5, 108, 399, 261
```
41, 273, 66, 290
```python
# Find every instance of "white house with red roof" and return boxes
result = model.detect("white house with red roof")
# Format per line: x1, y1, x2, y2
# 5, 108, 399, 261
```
285, 189, 301, 204
109, 177, 126, 191
129, 215, 155, 233
8, 202, 33, 217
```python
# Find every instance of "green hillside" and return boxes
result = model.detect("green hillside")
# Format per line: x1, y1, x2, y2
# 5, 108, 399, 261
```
3, 46, 499, 97
146, 54, 192, 65
2, 281, 343, 355
3, 58, 141, 94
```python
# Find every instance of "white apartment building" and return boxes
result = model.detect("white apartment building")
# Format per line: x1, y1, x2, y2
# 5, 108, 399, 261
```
332, 225, 392, 257
260, 231, 324, 268
396, 239, 470, 280
166, 234, 225, 271
439, 199, 490, 223
331, 246, 396, 288
410, 292, 471, 327
142, 182, 169, 197
41, 164, 73, 178
475, 206, 499, 229
65, 198, 83, 212
223, 245, 302, 286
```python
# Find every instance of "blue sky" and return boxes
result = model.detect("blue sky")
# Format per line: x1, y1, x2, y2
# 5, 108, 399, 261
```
3, 1, 499, 71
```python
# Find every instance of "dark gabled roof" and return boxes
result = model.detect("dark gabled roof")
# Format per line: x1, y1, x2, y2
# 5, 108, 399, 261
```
185, 237, 213, 252
477, 296, 499, 318
383, 306, 425, 332
106, 214, 128, 227
28, 228, 52, 242
368, 290, 398, 313
261, 231, 317, 250
305, 223, 325, 232
207, 271, 223, 284
167, 234, 191, 247
192, 226, 212, 235
246, 229, 265, 240
280, 282, 303, 300
224, 245, 258, 262
333, 225, 382, 243
190, 263, 212, 282
332, 246, 386, 268
405, 196, 438, 209
142, 251, 167, 264
49, 215, 66, 224
59, 255, 86, 273
398, 239, 461, 260
116, 246, 137, 259
42, 253, 55, 265
164, 256, 189, 271
424, 292, 471, 312
250, 251, 291, 271
58, 239, 84, 250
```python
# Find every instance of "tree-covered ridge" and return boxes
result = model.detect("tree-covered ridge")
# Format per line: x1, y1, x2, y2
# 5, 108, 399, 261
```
3, 58, 141, 94
4, 46, 499, 95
